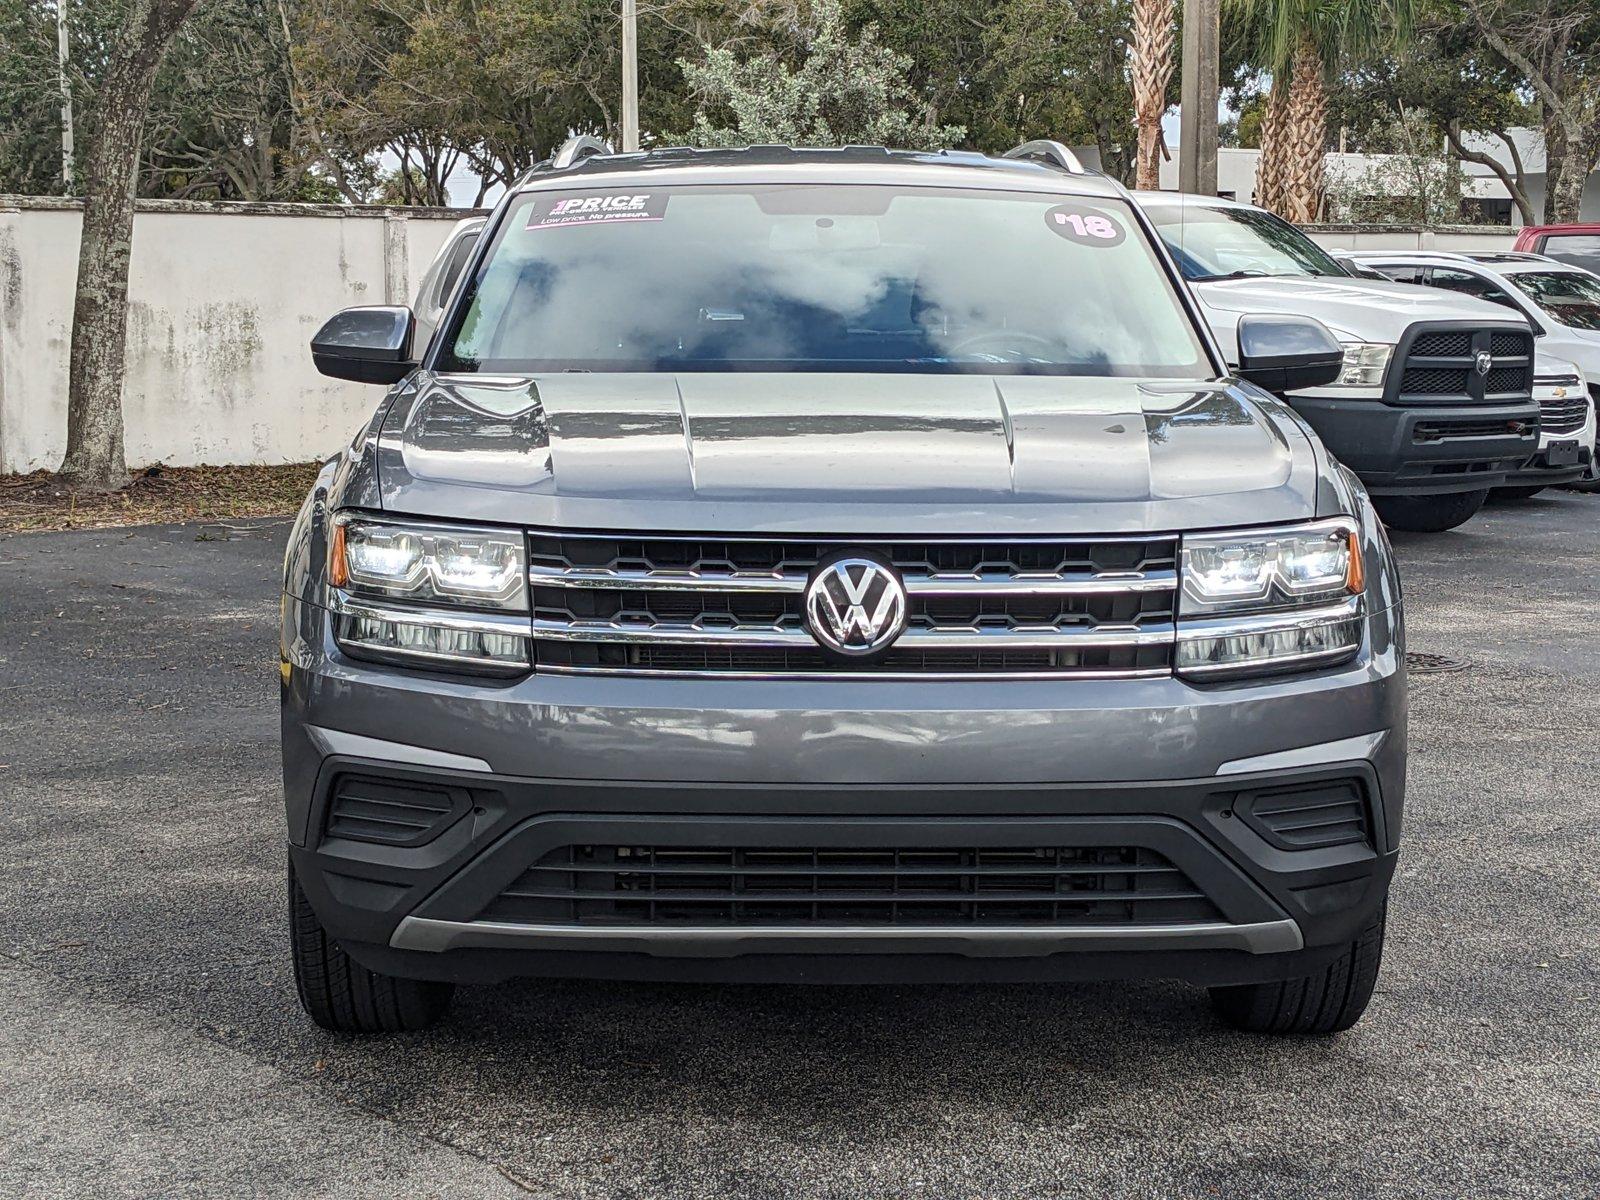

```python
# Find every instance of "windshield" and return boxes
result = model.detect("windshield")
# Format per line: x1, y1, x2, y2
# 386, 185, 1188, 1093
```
435, 185, 1211, 377
1142, 202, 1349, 282
1512, 270, 1600, 332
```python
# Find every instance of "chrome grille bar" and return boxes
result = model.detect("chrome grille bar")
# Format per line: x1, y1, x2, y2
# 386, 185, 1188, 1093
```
531, 618, 1173, 650
527, 562, 1176, 596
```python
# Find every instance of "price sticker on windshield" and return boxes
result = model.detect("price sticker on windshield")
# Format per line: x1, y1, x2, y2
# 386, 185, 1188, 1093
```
1045, 204, 1126, 247
527, 192, 669, 230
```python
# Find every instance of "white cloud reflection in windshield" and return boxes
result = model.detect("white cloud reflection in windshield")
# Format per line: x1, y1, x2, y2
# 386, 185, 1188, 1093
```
444, 185, 1209, 377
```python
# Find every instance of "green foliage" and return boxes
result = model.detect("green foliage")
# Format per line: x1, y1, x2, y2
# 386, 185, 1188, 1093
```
0, 0, 128, 194
1327, 18, 1529, 155
0, 0, 336, 199
1227, 0, 1418, 79
1324, 110, 1467, 223
678, 0, 964, 148
0, 1, 62, 192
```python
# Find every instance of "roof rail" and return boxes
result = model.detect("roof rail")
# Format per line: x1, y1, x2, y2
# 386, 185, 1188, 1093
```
551, 134, 613, 170
1002, 140, 1086, 174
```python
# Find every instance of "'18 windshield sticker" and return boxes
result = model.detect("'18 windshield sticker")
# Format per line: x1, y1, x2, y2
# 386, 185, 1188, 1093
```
1045, 203, 1126, 247
527, 193, 668, 230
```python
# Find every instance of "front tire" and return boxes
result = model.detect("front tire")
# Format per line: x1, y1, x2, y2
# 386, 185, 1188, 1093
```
1373, 489, 1488, 532
1209, 904, 1385, 1036
289, 860, 453, 1032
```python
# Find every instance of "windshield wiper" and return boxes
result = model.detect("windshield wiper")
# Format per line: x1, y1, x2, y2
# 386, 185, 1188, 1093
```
1188, 269, 1270, 282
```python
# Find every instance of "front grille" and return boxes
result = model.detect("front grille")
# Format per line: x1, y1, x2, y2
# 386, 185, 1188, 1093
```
529, 534, 1178, 676
324, 775, 469, 846
1539, 393, 1590, 435
1486, 366, 1530, 394
1392, 325, 1533, 406
1411, 331, 1472, 358
1401, 367, 1466, 395
481, 844, 1223, 927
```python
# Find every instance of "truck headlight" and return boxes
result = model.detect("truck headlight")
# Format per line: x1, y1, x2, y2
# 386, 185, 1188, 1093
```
1177, 518, 1365, 679
1330, 342, 1392, 389
329, 514, 530, 674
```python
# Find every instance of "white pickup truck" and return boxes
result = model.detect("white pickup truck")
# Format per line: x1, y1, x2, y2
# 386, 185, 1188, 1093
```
1135, 193, 1542, 532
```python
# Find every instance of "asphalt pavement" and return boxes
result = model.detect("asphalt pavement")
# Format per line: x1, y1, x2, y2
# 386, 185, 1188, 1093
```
1, 494, 1596, 1199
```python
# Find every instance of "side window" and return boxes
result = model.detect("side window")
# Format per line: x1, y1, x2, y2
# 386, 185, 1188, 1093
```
435, 232, 480, 308
1373, 264, 1424, 285
1425, 267, 1519, 310
1540, 234, 1600, 274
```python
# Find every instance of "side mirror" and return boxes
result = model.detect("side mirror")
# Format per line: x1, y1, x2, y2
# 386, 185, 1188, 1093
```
310, 306, 416, 384
1235, 314, 1344, 394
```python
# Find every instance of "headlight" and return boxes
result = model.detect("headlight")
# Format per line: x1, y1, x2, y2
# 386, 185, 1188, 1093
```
1330, 342, 1392, 389
329, 515, 530, 674
1177, 518, 1365, 679
332, 515, 526, 609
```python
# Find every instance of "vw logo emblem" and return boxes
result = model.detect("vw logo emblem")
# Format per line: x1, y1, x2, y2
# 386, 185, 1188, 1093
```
804, 554, 907, 658
1474, 349, 1492, 377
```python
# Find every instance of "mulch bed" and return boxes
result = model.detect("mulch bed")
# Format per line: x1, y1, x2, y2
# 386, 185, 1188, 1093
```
0, 462, 322, 534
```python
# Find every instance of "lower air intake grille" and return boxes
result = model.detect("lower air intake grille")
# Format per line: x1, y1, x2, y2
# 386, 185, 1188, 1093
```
480, 844, 1223, 927
1414, 418, 1529, 442
1239, 780, 1370, 851
324, 775, 469, 846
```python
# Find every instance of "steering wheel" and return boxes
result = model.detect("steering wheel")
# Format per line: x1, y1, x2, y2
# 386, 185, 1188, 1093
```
946, 329, 1061, 359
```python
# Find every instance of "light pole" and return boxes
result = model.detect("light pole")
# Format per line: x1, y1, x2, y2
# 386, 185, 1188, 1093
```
621, 0, 639, 152
1178, 0, 1219, 195
57, 0, 75, 191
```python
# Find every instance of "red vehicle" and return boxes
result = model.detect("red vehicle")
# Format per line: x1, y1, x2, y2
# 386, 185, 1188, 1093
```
1513, 224, 1600, 274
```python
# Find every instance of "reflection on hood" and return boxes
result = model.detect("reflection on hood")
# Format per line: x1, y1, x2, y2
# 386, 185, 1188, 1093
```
381, 371, 1320, 535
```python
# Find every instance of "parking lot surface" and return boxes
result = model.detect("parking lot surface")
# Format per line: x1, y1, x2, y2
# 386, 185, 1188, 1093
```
1, 495, 1596, 1200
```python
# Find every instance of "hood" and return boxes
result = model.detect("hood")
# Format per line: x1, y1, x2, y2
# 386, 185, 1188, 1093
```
1536, 327, 1600, 381
1195, 275, 1522, 343
370, 371, 1326, 535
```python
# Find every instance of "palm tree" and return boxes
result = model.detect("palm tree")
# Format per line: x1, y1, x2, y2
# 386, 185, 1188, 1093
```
1231, 0, 1417, 221
1132, 0, 1176, 190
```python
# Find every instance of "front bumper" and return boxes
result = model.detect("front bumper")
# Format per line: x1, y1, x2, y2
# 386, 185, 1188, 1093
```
1501, 441, 1592, 487
1285, 394, 1539, 495
283, 595, 1405, 986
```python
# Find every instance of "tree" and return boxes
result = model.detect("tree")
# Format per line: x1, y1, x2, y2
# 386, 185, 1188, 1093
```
1324, 109, 1468, 223
1230, 0, 1417, 221
1131, 0, 1175, 188
0, 0, 133, 195
138, 0, 334, 200
1328, 19, 1540, 225
678, 0, 964, 148
60, 0, 207, 492
289, 0, 748, 202
1462, 0, 1600, 223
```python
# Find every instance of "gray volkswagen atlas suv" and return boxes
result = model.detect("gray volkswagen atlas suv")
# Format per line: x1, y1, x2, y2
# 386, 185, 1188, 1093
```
283, 140, 1405, 1036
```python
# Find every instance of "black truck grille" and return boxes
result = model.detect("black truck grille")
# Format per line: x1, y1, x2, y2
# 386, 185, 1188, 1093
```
1391, 325, 1534, 406
528, 533, 1178, 677
481, 844, 1223, 927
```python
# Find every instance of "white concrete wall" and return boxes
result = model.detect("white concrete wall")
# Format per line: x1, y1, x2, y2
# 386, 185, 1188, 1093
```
1303, 225, 1516, 253
0, 198, 476, 474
